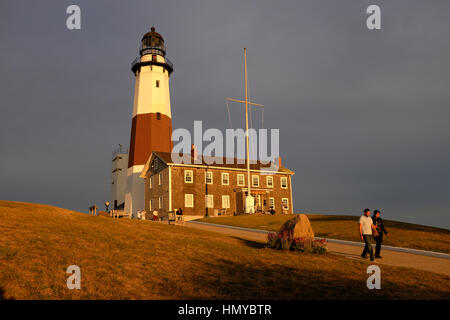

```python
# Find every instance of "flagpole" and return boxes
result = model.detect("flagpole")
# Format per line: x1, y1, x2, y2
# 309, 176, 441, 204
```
244, 48, 251, 212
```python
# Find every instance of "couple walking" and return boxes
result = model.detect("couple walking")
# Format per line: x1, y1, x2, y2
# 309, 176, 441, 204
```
359, 208, 388, 261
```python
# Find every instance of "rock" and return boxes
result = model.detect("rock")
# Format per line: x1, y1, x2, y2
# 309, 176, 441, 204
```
279, 214, 314, 240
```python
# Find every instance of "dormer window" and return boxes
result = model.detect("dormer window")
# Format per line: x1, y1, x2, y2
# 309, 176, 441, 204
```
156, 80, 160, 87
156, 112, 161, 120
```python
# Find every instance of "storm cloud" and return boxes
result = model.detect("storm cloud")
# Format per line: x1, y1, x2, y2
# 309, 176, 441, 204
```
0, 0, 449, 228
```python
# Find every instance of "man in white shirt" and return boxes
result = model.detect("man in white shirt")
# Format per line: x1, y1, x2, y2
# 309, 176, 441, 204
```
359, 208, 378, 261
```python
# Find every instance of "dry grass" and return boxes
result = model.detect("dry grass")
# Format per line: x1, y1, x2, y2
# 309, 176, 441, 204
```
198, 214, 450, 254
0, 200, 449, 300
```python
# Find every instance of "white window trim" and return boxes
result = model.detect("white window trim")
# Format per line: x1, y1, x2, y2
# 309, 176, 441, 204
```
205, 171, 213, 184
281, 177, 288, 189
184, 170, 193, 183
222, 195, 230, 209
149, 199, 153, 211
159, 196, 163, 209
185, 194, 194, 208
158, 173, 163, 185
266, 176, 274, 188
221, 173, 229, 186
282, 198, 289, 209
269, 197, 275, 208
205, 195, 213, 208
252, 175, 260, 187
237, 174, 245, 186
149, 176, 153, 189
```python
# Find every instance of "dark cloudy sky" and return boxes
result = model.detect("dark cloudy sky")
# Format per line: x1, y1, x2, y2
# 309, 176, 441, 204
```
1, 0, 449, 228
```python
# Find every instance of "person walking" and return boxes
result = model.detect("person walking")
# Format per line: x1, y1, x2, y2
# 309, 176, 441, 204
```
359, 208, 378, 261
152, 208, 158, 221
372, 210, 388, 258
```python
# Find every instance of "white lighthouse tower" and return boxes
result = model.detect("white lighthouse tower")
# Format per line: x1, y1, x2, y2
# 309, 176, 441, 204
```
124, 26, 174, 217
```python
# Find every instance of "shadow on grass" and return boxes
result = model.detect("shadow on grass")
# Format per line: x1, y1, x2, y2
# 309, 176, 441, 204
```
188, 257, 450, 300
231, 237, 266, 249
0, 287, 14, 300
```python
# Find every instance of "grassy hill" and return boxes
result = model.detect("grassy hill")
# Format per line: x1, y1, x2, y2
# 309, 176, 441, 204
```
0, 200, 449, 300
198, 214, 450, 254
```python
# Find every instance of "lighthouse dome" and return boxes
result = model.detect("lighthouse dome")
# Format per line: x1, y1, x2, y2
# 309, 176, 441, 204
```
140, 26, 165, 56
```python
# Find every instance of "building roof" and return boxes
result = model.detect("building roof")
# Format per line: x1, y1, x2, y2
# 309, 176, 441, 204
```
141, 26, 164, 42
140, 151, 295, 178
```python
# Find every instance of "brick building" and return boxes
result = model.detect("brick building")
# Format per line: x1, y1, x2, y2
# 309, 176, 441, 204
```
140, 150, 295, 218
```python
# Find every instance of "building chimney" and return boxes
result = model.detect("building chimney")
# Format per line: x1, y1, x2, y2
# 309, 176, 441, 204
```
278, 156, 282, 168
191, 144, 198, 162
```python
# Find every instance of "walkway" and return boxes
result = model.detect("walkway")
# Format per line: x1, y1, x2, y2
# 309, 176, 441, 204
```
184, 221, 450, 276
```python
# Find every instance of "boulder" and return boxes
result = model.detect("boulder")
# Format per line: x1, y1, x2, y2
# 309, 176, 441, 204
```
279, 214, 314, 240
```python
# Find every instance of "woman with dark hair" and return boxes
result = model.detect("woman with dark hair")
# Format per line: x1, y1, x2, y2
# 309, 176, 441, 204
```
372, 210, 388, 258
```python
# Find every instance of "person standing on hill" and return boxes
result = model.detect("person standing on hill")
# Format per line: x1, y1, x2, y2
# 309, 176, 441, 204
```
372, 210, 388, 258
359, 208, 378, 261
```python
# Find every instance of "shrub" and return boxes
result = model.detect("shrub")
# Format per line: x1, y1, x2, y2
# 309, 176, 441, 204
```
266, 232, 327, 254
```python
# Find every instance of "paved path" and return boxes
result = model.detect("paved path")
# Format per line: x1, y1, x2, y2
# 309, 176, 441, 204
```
184, 221, 450, 276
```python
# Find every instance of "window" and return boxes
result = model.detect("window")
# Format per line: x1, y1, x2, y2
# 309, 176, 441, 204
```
205, 195, 213, 208
185, 194, 194, 208
252, 175, 259, 187
281, 177, 288, 189
152, 55, 157, 62
156, 112, 161, 120
266, 176, 274, 188
222, 195, 230, 209
282, 198, 289, 209
221, 173, 229, 185
269, 197, 275, 208
149, 199, 153, 211
205, 171, 213, 184
156, 80, 160, 88
184, 170, 193, 183
158, 173, 163, 185
159, 196, 163, 209
237, 174, 245, 186
149, 176, 153, 189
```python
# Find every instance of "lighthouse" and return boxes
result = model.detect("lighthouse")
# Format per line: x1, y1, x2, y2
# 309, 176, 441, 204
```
124, 27, 174, 217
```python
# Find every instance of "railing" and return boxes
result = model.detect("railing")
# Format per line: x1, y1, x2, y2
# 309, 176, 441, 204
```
139, 46, 165, 57
112, 146, 128, 157
131, 56, 140, 69
131, 56, 173, 73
